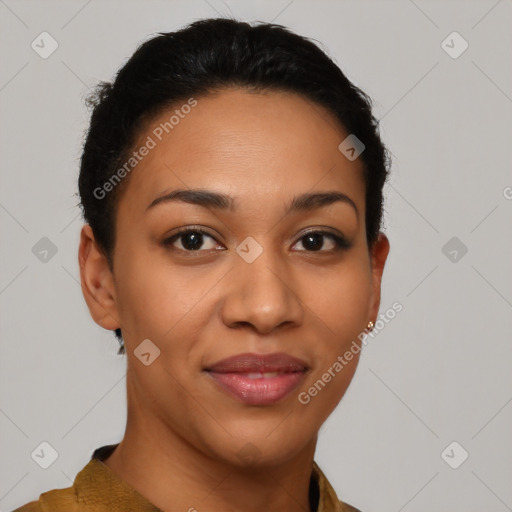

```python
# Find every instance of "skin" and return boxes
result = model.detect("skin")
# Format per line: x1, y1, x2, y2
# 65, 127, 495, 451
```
79, 88, 390, 512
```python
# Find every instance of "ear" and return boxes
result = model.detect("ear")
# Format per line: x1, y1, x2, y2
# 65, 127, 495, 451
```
367, 232, 390, 323
78, 224, 120, 331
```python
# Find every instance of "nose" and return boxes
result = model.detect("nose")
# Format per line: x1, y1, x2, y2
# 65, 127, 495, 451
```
220, 246, 304, 335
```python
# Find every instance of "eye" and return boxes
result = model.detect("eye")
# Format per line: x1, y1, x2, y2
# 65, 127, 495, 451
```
292, 230, 351, 252
163, 228, 223, 252
163, 227, 351, 254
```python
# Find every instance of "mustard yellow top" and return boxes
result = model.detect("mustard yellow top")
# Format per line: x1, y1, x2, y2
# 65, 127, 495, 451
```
13, 444, 361, 512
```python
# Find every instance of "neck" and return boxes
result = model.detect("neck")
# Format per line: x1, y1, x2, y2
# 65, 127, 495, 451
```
102, 379, 318, 512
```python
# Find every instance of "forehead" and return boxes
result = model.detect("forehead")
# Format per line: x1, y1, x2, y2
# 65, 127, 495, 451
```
117, 88, 365, 215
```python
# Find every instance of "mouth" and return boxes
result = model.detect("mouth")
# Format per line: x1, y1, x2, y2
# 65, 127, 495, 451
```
204, 352, 309, 406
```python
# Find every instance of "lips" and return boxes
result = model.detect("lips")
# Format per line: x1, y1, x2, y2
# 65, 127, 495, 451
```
206, 352, 308, 373
204, 352, 308, 406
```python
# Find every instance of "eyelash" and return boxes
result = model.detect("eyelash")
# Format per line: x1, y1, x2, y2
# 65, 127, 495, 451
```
162, 227, 351, 254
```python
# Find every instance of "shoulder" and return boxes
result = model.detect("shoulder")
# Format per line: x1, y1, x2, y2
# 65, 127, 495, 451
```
339, 501, 363, 512
11, 500, 41, 512
12, 445, 121, 512
12, 485, 79, 512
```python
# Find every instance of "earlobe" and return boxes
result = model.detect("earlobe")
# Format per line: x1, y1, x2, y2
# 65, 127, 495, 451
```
78, 224, 120, 331
368, 232, 390, 323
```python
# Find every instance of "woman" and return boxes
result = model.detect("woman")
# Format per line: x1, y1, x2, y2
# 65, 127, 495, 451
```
14, 17, 390, 512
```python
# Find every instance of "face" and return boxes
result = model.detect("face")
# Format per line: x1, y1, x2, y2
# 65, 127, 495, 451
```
80, 88, 389, 467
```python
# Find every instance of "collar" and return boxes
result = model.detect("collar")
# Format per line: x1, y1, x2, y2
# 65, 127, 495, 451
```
70, 443, 354, 512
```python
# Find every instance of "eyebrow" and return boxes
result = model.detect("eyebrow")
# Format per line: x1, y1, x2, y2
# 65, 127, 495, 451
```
146, 188, 358, 218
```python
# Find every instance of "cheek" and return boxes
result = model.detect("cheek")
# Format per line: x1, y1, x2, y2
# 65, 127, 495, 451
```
305, 258, 372, 337
303, 259, 371, 392
114, 252, 221, 342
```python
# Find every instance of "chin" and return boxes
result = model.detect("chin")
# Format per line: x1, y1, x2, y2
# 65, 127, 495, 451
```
203, 425, 314, 469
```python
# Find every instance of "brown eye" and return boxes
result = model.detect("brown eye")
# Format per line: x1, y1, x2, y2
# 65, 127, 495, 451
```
292, 231, 351, 252
163, 229, 222, 252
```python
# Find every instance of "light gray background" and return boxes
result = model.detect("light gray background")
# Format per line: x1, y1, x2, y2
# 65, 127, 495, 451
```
1, 1, 511, 511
